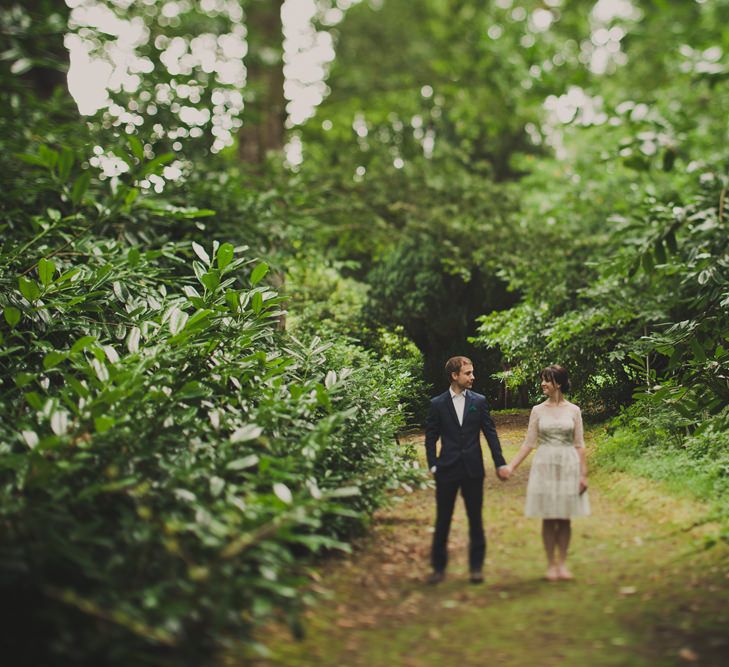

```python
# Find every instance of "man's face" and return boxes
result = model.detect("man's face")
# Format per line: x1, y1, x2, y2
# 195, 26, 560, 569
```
452, 363, 475, 390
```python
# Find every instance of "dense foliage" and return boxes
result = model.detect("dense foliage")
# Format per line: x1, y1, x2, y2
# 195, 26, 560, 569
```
3, 0, 729, 663
465, 0, 729, 530
0, 8, 421, 663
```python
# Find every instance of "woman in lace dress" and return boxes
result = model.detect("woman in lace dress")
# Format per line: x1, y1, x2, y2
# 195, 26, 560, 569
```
504, 365, 589, 581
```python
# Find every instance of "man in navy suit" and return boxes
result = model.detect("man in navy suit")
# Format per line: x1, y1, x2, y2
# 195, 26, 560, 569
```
425, 356, 509, 584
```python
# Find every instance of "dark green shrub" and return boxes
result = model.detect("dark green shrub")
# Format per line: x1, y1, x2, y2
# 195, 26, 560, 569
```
0, 132, 419, 664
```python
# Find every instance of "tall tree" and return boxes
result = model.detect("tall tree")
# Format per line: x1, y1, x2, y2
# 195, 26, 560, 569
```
238, 0, 285, 163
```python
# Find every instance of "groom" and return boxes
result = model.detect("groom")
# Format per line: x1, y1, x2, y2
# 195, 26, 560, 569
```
424, 356, 509, 584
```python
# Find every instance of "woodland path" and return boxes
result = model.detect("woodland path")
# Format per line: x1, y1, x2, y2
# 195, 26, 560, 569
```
244, 413, 729, 667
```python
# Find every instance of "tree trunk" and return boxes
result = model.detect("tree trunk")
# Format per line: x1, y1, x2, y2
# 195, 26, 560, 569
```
20, 0, 70, 98
238, 0, 285, 164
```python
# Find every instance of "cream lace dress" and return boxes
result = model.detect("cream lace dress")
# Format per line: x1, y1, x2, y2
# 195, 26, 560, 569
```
524, 402, 590, 519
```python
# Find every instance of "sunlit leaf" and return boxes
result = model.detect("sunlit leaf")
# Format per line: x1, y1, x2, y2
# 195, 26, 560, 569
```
325, 370, 337, 388
230, 424, 263, 442
227, 455, 260, 470
50, 411, 69, 436
90, 358, 109, 382
21, 430, 39, 449
210, 476, 225, 496
273, 483, 293, 504
192, 241, 210, 265
127, 326, 141, 353
14, 372, 34, 388
38, 145, 58, 168
327, 486, 360, 498
168, 307, 189, 335
11, 58, 32, 75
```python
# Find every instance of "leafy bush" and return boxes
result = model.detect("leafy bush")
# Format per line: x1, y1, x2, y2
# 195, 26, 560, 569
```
594, 402, 729, 536
0, 132, 419, 664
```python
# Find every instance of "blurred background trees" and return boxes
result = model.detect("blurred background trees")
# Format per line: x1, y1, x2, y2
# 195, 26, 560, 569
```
2, 0, 729, 663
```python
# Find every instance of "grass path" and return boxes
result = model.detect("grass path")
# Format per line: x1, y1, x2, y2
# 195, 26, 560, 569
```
246, 414, 729, 667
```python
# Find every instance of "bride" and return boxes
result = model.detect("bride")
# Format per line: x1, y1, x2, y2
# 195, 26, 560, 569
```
503, 365, 590, 581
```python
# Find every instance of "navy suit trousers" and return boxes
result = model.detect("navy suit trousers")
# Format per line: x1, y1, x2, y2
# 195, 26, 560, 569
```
431, 469, 485, 573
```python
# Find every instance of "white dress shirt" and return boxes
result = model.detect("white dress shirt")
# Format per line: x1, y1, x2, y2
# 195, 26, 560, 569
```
430, 389, 466, 473
449, 387, 466, 425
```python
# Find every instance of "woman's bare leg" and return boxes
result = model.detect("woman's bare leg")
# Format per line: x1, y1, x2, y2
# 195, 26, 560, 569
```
542, 520, 559, 580
556, 519, 573, 579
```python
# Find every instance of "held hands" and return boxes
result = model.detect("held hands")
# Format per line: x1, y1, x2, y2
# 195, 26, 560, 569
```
497, 465, 511, 482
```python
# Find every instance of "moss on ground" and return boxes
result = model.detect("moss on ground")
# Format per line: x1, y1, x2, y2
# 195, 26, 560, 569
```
232, 414, 729, 667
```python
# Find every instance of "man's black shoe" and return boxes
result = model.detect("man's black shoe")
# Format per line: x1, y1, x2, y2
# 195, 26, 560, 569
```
469, 571, 484, 584
427, 571, 445, 585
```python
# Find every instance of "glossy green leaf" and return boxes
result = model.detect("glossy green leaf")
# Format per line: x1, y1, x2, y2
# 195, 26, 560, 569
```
250, 262, 269, 286
201, 271, 220, 292
71, 336, 97, 354
43, 350, 67, 369
14, 372, 34, 387
24, 392, 43, 410
38, 258, 56, 286
251, 292, 263, 314
3, 306, 21, 328
216, 242, 234, 270
18, 277, 40, 302
94, 416, 116, 433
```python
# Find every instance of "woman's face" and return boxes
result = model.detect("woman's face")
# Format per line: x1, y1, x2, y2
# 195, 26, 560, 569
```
540, 376, 558, 396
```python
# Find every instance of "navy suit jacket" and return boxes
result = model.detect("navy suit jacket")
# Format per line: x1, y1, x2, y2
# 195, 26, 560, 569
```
424, 389, 506, 480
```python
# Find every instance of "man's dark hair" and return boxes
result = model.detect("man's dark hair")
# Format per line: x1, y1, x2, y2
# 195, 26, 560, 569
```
445, 356, 473, 382
541, 364, 571, 393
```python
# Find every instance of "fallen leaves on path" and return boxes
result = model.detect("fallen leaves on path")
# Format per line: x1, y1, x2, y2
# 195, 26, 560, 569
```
679, 647, 699, 662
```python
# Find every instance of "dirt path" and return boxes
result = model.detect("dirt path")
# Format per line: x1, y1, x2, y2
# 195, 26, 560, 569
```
245, 415, 729, 667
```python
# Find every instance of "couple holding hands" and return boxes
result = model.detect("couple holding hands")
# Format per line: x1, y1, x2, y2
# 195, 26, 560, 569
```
424, 356, 590, 585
